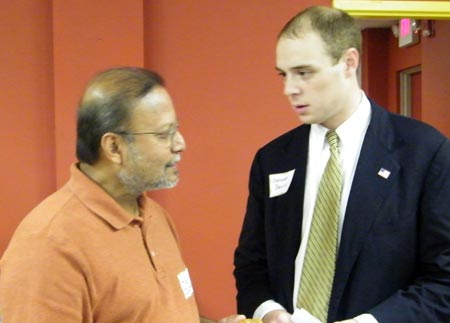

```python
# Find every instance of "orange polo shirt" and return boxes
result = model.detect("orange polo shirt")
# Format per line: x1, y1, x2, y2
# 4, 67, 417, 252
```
0, 164, 199, 323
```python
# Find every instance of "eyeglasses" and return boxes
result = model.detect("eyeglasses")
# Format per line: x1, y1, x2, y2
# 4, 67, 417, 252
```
117, 125, 180, 147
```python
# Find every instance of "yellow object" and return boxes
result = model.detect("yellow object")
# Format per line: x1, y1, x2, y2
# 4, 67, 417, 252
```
333, 0, 450, 19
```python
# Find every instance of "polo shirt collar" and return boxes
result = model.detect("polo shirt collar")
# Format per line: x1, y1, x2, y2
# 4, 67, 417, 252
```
68, 163, 143, 230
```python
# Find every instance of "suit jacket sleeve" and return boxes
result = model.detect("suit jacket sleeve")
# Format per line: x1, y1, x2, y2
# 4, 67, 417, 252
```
234, 150, 275, 316
234, 126, 308, 317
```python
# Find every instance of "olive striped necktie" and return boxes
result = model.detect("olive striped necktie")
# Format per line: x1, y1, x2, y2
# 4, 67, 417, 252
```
297, 131, 342, 322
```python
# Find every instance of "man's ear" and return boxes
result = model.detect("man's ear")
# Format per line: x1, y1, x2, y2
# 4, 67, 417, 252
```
342, 47, 359, 76
100, 132, 124, 165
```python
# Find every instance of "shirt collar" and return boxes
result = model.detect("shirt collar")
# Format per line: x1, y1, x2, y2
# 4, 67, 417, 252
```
336, 91, 371, 148
311, 91, 371, 148
68, 163, 144, 230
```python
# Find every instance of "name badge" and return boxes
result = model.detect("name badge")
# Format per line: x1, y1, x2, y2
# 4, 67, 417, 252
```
177, 268, 194, 299
269, 169, 295, 198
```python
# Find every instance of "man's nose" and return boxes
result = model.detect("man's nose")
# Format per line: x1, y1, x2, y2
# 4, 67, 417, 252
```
283, 76, 301, 96
172, 131, 186, 152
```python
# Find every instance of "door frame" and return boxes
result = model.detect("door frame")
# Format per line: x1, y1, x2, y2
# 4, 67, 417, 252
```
399, 65, 421, 117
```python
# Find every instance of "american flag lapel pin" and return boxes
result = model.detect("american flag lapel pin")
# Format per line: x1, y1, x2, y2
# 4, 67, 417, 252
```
377, 168, 391, 179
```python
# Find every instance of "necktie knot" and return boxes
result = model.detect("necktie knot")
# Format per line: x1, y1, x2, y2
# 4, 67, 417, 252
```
326, 131, 339, 151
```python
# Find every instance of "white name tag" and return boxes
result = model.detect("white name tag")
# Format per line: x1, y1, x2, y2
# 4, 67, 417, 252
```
269, 169, 295, 198
177, 268, 194, 299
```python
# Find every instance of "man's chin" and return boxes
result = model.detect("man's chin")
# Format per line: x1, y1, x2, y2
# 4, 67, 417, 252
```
298, 114, 316, 125
162, 180, 178, 189
149, 177, 179, 191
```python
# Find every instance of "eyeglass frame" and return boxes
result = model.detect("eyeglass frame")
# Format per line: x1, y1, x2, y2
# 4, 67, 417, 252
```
115, 124, 180, 147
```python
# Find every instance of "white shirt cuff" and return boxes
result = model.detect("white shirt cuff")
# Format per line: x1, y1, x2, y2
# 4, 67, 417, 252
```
253, 300, 286, 319
354, 313, 379, 323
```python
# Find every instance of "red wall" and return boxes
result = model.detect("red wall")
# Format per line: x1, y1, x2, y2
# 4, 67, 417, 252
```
362, 21, 450, 137
52, 0, 145, 186
142, 1, 319, 318
1, 1, 448, 320
421, 20, 450, 134
361, 28, 391, 109
0, 0, 55, 255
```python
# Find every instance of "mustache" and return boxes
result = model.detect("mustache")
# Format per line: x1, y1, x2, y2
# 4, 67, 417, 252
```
167, 155, 181, 166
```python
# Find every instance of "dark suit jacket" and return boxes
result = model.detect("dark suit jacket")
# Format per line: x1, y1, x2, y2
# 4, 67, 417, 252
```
234, 102, 450, 323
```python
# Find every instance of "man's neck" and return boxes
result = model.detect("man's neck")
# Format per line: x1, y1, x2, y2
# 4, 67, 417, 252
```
79, 162, 140, 217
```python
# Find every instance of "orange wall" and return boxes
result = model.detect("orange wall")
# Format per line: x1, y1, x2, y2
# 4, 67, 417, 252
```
52, 0, 145, 186
0, 0, 55, 254
1, 1, 448, 321
142, 1, 329, 318
0, 1, 328, 319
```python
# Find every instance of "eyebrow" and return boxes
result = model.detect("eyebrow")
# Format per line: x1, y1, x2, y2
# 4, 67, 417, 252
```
146, 121, 179, 133
166, 121, 180, 130
276, 65, 312, 72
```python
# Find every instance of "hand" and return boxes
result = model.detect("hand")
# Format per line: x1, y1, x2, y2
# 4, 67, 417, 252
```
217, 314, 246, 323
262, 309, 294, 323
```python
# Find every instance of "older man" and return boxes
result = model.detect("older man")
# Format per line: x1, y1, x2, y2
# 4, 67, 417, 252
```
0, 67, 245, 323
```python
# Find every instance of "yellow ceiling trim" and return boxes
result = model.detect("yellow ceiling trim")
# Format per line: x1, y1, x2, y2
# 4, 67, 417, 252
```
333, 1, 450, 19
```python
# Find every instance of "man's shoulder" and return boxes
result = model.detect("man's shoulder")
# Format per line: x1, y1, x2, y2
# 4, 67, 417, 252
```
371, 103, 448, 148
258, 124, 309, 154
9, 184, 80, 242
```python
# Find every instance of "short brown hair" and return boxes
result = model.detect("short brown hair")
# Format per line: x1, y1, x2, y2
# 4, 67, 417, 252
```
278, 6, 361, 64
